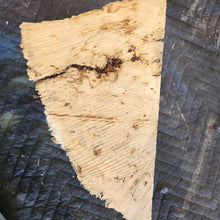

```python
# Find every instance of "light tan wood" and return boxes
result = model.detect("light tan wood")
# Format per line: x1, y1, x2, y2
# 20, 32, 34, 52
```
20, 0, 166, 219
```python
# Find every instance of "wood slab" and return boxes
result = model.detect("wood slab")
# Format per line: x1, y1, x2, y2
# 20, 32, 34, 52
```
20, 0, 166, 219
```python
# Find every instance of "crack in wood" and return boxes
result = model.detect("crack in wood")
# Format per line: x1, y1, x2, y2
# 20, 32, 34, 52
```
48, 113, 115, 120
37, 58, 123, 83
48, 113, 150, 123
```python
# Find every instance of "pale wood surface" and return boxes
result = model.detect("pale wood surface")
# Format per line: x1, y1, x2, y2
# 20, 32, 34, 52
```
20, 0, 166, 219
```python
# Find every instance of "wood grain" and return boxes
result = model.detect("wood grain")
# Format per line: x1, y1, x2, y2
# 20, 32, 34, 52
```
20, 0, 166, 219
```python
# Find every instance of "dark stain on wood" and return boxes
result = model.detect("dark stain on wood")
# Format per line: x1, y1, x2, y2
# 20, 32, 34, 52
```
152, 72, 161, 77
76, 165, 82, 173
154, 58, 160, 63
93, 149, 102, 156
131, 54, 141, 62
132, 123, 139, 129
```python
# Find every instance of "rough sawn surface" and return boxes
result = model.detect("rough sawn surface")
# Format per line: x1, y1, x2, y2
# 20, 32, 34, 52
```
20, 0, 166, 219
